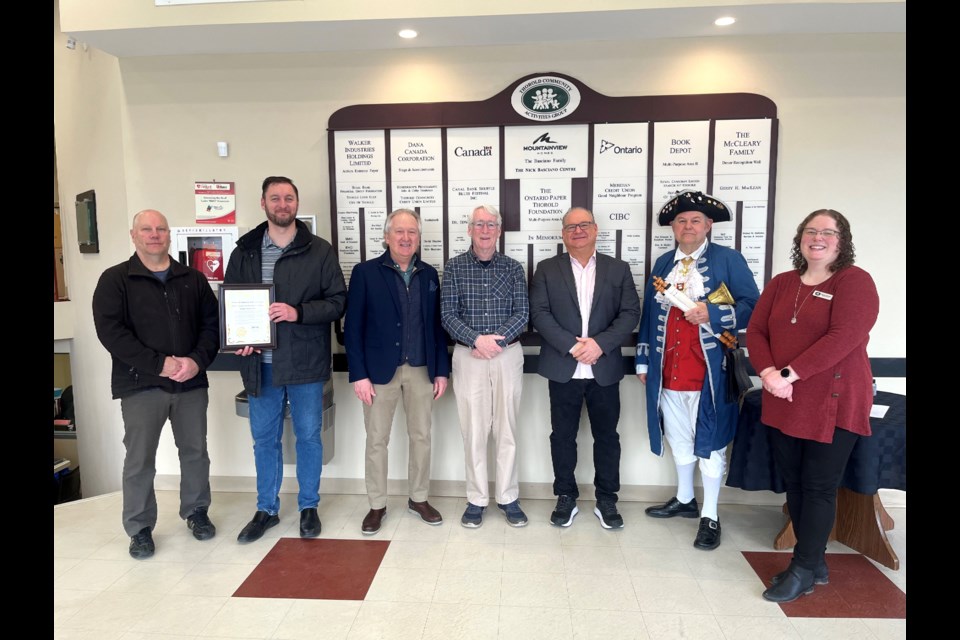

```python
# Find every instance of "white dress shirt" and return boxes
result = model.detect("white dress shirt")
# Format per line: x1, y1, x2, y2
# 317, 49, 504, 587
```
570, 252, 597, 380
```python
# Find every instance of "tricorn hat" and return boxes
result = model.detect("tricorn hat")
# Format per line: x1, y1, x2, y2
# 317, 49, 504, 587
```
658, 190, 731, 225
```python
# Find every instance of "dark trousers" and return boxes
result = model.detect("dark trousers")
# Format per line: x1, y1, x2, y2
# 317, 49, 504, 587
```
768, 425, 859, 570
120, 387, 211, 536
548, 379, 621, 503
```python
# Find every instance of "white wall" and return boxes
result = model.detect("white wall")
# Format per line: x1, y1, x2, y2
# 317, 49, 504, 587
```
54, 8, 133, 498
54, 25, 905, 500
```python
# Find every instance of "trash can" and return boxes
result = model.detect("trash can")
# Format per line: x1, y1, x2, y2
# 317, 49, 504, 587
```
53, 460, 82, 504
234, 379, 335, 464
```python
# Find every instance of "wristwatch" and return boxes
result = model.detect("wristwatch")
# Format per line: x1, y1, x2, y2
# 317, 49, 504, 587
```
780, 367, 791, 378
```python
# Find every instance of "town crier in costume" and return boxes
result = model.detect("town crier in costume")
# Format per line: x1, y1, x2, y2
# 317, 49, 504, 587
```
636, 190, 759, 551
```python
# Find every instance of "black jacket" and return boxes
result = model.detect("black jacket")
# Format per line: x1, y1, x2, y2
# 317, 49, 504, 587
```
224, 219, 347, 396
92, 253, 220, 399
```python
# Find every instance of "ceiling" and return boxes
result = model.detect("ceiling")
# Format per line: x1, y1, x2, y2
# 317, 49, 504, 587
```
65, 3, 906, 58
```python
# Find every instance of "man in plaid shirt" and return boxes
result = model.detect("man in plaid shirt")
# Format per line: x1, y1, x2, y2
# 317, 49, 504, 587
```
441, 205, 529, 529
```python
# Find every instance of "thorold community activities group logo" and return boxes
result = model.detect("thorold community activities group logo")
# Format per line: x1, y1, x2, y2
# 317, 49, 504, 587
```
511, 75, 581, 122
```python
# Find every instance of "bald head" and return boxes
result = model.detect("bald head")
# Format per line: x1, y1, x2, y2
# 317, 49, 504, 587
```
132, 209, 169, 230
130, 209, 172, 266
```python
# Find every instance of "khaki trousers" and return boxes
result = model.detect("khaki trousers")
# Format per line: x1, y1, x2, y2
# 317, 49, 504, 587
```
363, 364, 435, 509
451, 342, 524, 507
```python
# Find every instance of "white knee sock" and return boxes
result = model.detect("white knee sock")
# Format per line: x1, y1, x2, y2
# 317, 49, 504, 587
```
676, 462, 696, 504
701, 473, 722, 521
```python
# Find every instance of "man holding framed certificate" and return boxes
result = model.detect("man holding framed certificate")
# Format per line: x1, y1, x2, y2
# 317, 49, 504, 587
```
224, 176, 347, 543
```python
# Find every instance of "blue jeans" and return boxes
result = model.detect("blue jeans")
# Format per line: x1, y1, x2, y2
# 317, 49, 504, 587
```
248, 364, 323, 514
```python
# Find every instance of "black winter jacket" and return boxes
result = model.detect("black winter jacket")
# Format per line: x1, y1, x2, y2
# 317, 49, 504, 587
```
224, 220, 346, 396
92, 253, 220, 399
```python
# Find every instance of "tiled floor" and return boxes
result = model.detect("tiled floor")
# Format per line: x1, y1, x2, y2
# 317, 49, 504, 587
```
54, 491, 907, 639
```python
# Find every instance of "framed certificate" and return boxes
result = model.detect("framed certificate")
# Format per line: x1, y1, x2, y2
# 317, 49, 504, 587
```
218, 284, 277, 352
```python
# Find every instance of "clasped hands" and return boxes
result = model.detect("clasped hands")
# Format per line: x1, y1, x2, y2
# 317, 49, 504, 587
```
160, 355, 200, 382
570, 337, 602, 366
470, 334, 506, 360
761, 370, 794, 402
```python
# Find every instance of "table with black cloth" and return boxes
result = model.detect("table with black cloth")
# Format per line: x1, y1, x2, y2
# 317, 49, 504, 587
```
727, 389, 906, 569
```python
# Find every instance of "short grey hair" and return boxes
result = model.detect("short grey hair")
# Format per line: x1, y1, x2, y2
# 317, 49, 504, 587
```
381, 208, 422, 249
471, 204, 502, 227
561, 207, 595, 227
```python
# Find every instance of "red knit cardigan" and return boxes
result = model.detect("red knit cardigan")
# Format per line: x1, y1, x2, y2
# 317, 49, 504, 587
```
747, 266, 879, 443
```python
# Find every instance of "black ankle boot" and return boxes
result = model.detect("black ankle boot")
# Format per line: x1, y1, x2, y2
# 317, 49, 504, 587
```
762, 562, 816, 603
772, 558, 829, 586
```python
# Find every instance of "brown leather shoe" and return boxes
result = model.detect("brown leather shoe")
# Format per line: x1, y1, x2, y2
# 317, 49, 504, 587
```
361, 507, 386, 535
407, 499, 443, 525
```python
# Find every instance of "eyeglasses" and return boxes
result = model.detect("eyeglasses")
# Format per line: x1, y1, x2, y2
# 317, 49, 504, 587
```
471, 221, 500, 230
563, 221, 596, 233
802, 228, 840, 239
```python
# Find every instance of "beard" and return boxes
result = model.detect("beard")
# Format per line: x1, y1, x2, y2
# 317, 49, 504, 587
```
266, 208, 297, 227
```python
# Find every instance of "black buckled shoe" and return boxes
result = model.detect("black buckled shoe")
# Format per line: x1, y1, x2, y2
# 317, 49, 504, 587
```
300, 508, 321, 538
237, 511, 280, 543
693, 517, 721, 550
644, 496, 699, 519
129, 527, 155, 559
762, 562, 816, 603
186, 506, 217, 541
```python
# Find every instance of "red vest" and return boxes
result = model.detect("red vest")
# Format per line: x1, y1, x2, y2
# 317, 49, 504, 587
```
661, 306, 706, 391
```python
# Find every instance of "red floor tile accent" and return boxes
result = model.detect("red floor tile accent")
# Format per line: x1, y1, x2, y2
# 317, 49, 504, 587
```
233, 538, 390, 600
742, 552, 906, 618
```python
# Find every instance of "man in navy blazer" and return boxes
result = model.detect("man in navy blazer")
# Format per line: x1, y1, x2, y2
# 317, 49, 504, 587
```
345, 209, 451, 535
530, 207, 641, 530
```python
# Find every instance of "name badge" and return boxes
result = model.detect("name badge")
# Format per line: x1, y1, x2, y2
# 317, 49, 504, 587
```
812, 290, 833, 300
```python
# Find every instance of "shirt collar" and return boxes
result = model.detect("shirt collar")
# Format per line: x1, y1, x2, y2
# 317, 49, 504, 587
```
393, 254, 419, 274
672, 239, 708, 263
468, 247, 499, 264
262, 231, 285, 251
569, 252, 597, 269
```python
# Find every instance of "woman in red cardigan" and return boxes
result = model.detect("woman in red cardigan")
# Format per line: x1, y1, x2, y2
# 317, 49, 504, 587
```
747, 209, 879, 603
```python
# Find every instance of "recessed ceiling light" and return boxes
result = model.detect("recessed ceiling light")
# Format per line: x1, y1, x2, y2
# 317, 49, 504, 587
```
714, 17, 736, 27
398, 29, 418, 39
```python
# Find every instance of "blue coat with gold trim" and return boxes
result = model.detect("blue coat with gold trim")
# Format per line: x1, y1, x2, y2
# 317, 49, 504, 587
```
635, 242, 759, 457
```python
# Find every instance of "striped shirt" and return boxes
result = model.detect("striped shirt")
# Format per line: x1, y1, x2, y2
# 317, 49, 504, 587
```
441, 248, 529, 347
259, 231, 289, 364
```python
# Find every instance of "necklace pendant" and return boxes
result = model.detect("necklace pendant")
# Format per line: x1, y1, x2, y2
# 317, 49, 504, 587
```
790, 317, 797, 324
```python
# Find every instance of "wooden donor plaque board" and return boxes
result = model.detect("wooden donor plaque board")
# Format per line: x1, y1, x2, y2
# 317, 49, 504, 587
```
328, 72, 778, 340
